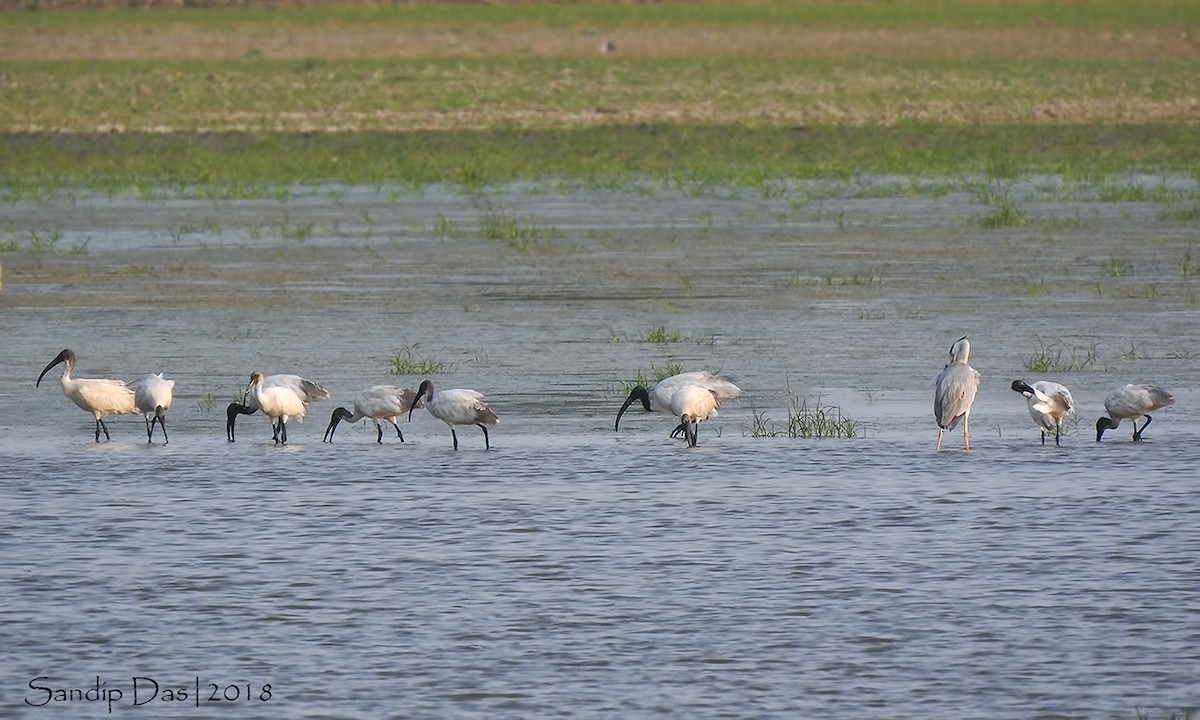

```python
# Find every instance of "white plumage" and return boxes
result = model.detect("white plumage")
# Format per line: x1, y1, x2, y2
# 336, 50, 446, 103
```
1096, 383, 1175, 442
1011, 379, 1073, 446
933, 336, 982, 451
37, 348, 138, 442
227, 373, 329, 442
132, 372, 176, 444
244, 370, 316, 445
615, 370, 742, 447
324, 385, 423, 443
407, 379, 499, 450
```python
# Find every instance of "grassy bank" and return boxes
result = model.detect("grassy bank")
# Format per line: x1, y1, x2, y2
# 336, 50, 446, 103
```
2, 124, 1197, 193
1, 0, 1197, 188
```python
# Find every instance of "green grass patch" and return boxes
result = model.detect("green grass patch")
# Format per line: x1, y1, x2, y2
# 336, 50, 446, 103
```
1021, 335, 1105, 373
618, 361, 685, 396
2, 124, 1198, 192
389, 345, 452, 376
1103, 255, 1133, 277
975, 185, 1029, 228
748, 390, 859, 439
478, 205, 558, 250
1, 1, 1193, 34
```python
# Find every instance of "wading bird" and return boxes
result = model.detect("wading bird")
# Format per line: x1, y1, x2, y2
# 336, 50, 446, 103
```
1095, 383, 1175, 442
36, 348, 138, 442
407, 379, 498, 450
615, 371, 742, 447
1010, 379, 1073, 446
242, 371, 319, 445
132, 372, 175, 444
227, 373, 329, 442
324, 385, 423, 444
933, 336, 981, 451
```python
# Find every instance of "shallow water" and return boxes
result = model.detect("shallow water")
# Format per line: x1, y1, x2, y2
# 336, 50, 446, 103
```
2, 180, 1198, 718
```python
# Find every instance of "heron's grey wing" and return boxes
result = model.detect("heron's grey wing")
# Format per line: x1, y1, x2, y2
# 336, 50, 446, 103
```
934, 365, 978, 429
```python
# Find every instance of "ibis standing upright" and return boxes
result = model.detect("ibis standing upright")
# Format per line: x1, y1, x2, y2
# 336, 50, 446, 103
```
132, 372, 175, 444
36, 348, 138, 442
1010, 379, 1073, 446
324, 385, 423, 443
615, 370, 742, 447
933, 336, 981, 451
1096, 383, 1175, 442
407, 379, 498, 450
227, 373, 329, 442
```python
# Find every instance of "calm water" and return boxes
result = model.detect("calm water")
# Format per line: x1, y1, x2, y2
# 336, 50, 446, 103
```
1, 180, 1198, 718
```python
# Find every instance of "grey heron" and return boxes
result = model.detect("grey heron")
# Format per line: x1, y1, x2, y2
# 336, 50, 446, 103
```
933, 336, 981, 451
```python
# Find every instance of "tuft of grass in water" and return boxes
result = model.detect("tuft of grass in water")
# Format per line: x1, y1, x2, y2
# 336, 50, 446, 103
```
195, 392, 216, 413
976, 185, 1028, 228
1103, 255, 1132, 277
1021, 334, 1104, 373
1181, 245, 1200, 278
479, 205, 558, 251
618, 361, 685, 396
1162, 202, 1200, 223
0, 228, 63, 254
1131, 708, 1197, 720
821, 270, 883, 286
433, 213, 462, 240
389, 345, 452, 375
640, 325, 686, 344
748, 389, 859, 439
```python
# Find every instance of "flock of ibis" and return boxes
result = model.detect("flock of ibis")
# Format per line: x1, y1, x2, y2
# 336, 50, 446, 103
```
35, 339, 1177, 450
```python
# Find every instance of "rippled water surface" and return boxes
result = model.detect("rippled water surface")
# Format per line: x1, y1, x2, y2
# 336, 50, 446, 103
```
2, 180, 1198, 718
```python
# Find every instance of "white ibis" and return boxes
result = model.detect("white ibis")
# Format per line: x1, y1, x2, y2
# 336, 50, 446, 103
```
36, 348, 138, 442
407, 379, 498, 450
1096, 383, 1175, 442
243, 370, 317, 445
933, 336, 981, 451
1010, 379, 1073, 446
324, 385, 423, 443
615, 370, 742, 447
227, 373, 329, 442
132, 372, 175, 444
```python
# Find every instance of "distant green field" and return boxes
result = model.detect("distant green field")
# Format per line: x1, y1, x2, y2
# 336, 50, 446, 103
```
1, 0, 1197, 189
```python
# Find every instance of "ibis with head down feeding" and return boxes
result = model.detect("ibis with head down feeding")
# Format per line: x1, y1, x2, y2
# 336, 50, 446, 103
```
242, 370, 322, 445
324, 385, 423, 443
615, 370, 742, 447
132, 372, 175, 444
227, 373, 329, 442
1095, 383, 1175, 442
